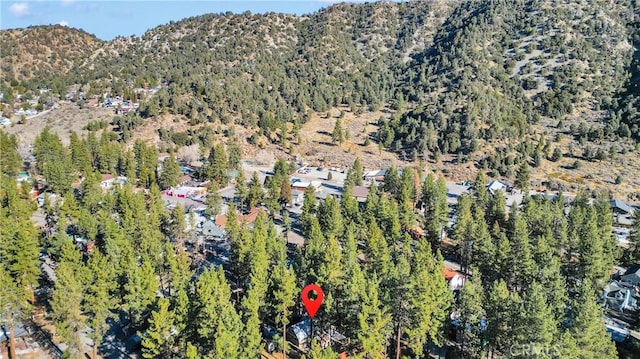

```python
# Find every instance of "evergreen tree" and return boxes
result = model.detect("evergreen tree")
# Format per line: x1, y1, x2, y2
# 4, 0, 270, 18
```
570, 285, 617, 359
205, 180, 222, 218
124, 260, 159, 327
406, 239, 452, 356
383, 166, 400, 196
195, 267, 242, 357
485, 280, 522, 357
507, 212, 535, 292
270, 250, 297, 358
317, 195, 343, 238
300, 185, 318, 235
513, 282, 557, 358
241, 218, 270, 357
421, 174, 448, 242
474, 170, 488, 208
227, 141, 242, 170
206, 143, 229, 184
141, 298, 175, 359
246, 171, 264, 209
345, 157, 364, 187
8, 220, 40, 304
279, 176, 292, 207
457, 271, 485, 358
0, 266, 30, 359
364, 219, 391, 278
332, 118, 344, 144
50, 247, 86, 357
235, 169, 248, 210
514, 161, 530, 192
86, 250, 117, 359
159, 155, 181, 189
358, 275, 391, 358
628, 210, 640, 263
0, 130, 21, 177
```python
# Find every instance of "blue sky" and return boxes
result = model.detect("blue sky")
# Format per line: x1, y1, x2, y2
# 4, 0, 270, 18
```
1, 0, 371, 40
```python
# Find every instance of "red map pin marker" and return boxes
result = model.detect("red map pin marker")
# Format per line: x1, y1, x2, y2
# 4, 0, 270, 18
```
301, 283, 324, 318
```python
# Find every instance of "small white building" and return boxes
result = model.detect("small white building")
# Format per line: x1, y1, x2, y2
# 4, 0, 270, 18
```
487, 180, 509, 195
100, 174, 116, 189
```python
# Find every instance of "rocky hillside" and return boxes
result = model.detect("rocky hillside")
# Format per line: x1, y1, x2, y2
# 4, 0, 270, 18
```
0, 25, 103, 84
1, 0, 638, 148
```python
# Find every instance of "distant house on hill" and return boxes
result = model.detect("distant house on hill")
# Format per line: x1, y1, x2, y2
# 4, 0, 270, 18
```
363, 169, 386, 182
487, 180, 510, 195
610, 199, 634, 216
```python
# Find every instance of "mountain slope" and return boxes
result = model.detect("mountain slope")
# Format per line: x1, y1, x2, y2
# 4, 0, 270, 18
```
1, 0, 637, 153
0, 25, 103, 84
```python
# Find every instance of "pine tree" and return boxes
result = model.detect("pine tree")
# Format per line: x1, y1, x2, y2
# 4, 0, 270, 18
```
241, 219, 270, 357
570, 285, 617, 359
195, 267, 242, 356
8, 220, 40, 304
207, 143, 229, 184
332, 118, 344, 144
358, 276, 391, 358
141, 298, 175, 359
124, 260, 159, 327
205, 180, 222, 218
457, 271, 485, 359
422, 174, 448, 242
364, 219, 391, 278
159, 155, 181, 189
0, 266, 30, 359
235, 169, 247, 210
345, 157, 363, 187
227, 141, 242, 170
50, 249, 86, 357
86, 250, 117, 359
513, 282, 558, 358
270, 248, 297, 358
383, 166, 400, 196
279, 177, 292, 207
246, 171, 263, 209
317, 195, 343, 238
485, 280, 522, 357
507, 212, 535, 292
406, 239, 452, 357
474, 170, 488, 208
514, 161, 530, 192
300, 185, 318, 235
0, 130, 22, 176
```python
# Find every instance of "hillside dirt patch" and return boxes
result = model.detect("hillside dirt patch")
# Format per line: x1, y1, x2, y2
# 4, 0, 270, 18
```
4, 104, 114, 155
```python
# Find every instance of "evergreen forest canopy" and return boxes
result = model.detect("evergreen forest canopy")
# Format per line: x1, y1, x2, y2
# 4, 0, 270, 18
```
1, 141, 635, 357
2, 0, 640, 152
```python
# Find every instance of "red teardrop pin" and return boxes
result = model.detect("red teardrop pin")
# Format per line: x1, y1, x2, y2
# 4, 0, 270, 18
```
301, 283, 324, 318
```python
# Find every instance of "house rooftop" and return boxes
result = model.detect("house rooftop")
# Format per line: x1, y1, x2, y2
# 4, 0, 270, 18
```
352, 186, 370, 198
611, 199, 634, 215
215, 208, 262, 228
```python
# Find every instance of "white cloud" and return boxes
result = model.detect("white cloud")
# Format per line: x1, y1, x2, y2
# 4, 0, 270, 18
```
59, 20, 69, 27
9, 2, 30, 17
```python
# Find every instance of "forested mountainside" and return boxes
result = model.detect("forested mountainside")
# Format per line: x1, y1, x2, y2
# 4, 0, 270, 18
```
0, 25, 103, 85
1, 0, 638, 152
